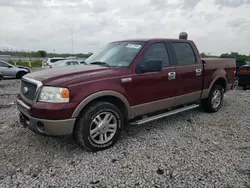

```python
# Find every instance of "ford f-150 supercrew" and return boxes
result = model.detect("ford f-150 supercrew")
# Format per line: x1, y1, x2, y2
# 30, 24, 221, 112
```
17, 32, 236, 151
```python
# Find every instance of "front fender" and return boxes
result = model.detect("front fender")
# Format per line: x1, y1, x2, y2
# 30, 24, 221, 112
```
71, 90, 132, 118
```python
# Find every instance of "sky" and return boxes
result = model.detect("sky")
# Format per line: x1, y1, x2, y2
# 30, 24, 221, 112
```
0, 0, 249, 55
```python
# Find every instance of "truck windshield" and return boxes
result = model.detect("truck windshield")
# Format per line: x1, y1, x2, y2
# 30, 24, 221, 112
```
85, 41, 145, 68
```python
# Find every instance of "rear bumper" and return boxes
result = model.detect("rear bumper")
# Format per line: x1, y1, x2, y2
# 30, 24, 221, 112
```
17, 99, 75, 136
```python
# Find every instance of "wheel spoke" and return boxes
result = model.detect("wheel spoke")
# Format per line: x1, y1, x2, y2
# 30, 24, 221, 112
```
93, 115, 102, 125
107, 128, 116, 133
103, 133, 108, 141
90, 127, 99, 137
107, 123, 116, 129
104, 113, 113, 123
100, 134, 104, 142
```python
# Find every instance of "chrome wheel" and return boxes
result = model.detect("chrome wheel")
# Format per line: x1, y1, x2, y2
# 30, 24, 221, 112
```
90, 112, 117, 144
211, 89, 222, 109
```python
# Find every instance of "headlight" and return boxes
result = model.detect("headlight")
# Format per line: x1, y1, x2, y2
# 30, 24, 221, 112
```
38, 86, 70, 103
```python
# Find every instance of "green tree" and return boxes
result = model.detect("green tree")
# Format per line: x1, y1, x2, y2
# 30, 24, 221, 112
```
38, 50, 47, 57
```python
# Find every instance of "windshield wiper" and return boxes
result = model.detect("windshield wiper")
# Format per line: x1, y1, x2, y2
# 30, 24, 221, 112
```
89, 61, 110, 67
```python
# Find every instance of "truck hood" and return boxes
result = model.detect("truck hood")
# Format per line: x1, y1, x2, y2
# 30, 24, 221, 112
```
25, 65, 121, 86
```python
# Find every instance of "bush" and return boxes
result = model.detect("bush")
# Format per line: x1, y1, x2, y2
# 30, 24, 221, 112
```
9, 60, 42, 68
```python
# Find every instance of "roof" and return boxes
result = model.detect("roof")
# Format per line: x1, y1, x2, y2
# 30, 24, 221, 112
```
113, 38, 192, 43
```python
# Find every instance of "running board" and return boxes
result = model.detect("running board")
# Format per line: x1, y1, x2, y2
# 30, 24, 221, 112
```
130, 104, 199, 125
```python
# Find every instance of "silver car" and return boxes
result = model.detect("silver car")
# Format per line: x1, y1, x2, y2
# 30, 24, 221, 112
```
0, 60, 30, 79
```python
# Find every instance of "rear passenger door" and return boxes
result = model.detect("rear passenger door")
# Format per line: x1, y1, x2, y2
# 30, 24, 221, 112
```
171, 42, 203, 102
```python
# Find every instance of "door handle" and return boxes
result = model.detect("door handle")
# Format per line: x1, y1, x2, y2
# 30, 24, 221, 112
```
168, 72, 176, 80
196, 69, 202, 76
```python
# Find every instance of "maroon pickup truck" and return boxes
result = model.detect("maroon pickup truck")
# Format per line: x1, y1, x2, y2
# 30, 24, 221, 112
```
17, 32, 236, 151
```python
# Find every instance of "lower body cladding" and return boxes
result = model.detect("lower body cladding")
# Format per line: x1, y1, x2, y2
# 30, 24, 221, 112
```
17, 99, 75, 136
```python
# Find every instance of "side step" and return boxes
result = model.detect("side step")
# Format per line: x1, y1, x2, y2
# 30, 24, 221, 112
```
130, 104, 199, 125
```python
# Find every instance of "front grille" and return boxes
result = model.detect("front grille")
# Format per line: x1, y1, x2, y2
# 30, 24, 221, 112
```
21, 80, 38, 101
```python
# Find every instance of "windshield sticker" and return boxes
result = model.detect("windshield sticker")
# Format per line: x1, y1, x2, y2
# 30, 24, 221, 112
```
126, 44, 141, 49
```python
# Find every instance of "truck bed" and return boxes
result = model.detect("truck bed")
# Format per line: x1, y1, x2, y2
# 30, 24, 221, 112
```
201, 58, 236, 91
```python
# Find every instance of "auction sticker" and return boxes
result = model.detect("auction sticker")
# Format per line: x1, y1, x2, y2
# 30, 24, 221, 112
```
126, 44, 141, 49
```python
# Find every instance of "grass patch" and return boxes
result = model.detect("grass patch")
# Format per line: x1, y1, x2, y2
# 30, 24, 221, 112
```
9, 60, 42, 68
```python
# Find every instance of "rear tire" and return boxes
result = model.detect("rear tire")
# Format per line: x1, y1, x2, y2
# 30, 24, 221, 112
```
73, 101, 123, 152
16, 71, 27, 79
201, 85, 224, 113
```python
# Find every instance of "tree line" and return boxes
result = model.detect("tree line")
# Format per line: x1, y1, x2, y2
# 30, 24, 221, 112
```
0, 50, 93, 58
200, 52, 250, 62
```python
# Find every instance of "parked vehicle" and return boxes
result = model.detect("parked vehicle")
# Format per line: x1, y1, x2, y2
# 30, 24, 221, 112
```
47, 59, 86, 68
235, 60, 248, 77
42, 57, 86, 68
17, 32, 236, 152
42, 57, 67, 68
0, 60, 30, 79
0, 71, 3, 81
237, 62, 250, 90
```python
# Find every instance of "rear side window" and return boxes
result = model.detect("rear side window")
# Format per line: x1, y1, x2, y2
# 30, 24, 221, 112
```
172, 42, 196, 65
139, 43, 170, 67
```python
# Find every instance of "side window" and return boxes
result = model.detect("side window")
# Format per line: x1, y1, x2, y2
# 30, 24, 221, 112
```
172, 42, 196, 65
138, 43, 170, 67
51, 59, 65, 63
0, 61, 9, 67
68, 61, 78, 65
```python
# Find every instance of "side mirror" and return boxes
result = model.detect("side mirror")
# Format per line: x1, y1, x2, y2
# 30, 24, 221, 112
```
7, 65, 13, 68
136, 59, 163, 73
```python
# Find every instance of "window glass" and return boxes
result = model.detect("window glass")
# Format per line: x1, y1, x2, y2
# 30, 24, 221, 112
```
172, 43, 196, 65
138, 43, 170, 67
85, 41, 145, 68
0, 61, 9, 67
50, 58, 65, 63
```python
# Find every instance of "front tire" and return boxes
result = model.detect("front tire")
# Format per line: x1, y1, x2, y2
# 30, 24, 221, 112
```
201, 85, 224, 113
74, 101, 123, 152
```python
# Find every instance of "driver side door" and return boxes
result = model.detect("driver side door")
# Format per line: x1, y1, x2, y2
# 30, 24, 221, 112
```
125, 42, 177, 117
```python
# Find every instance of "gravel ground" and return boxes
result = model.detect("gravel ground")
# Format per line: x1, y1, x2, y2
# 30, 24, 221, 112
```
0, 79, 250, 188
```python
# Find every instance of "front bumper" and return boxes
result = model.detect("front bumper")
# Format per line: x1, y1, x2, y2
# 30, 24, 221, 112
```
17, 99, 75, 136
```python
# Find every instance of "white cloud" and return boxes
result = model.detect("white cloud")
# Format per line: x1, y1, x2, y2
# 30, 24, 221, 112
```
0, 0, 249, 55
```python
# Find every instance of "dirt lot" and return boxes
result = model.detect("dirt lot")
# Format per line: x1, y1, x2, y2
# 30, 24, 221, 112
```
0, 79, 250, 188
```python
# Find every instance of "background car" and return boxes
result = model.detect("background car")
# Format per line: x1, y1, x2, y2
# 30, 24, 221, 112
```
237, 62, 250, 90
0, 60, 30, 79
42, 57, 68, 68
42, 57, 86, 68
235, 60, 248, 77
48, 59, 85, 68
